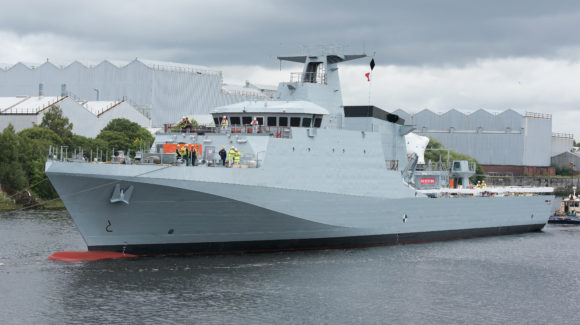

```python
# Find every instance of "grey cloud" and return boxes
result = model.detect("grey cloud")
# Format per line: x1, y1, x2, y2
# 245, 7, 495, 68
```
1, 0, 580, 67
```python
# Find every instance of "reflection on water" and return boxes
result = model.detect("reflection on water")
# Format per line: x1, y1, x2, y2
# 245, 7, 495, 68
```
1, 210, 579, 324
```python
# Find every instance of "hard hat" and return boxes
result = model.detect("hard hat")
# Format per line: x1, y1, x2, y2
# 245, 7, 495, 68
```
222, 146, 225, 149
182, 116, 186, 119
223, 116, 226, 118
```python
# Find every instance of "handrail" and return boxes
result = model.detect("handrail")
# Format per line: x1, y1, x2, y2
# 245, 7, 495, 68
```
221, 88, 268, 98
525, 111, 552, 119
552, 132, 574, 139
148, 63, 222, 76
96, 100, 124, 117
165, 124, 293, 138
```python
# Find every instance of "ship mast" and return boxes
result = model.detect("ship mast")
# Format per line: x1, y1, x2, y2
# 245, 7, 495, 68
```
276, 54, 365, 129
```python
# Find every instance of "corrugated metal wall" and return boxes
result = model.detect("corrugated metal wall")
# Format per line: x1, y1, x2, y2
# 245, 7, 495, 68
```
551, 135, 574, 156
551, 152, 580, 171
392, 108, 552, 167
522, 116, 552, 166
0, 60, 264, 126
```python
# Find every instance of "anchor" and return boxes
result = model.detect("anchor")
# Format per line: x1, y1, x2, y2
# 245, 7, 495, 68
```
110, 184, 134, 204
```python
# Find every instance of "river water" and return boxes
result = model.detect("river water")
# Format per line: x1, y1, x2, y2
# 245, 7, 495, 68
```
1, 210, 579, 325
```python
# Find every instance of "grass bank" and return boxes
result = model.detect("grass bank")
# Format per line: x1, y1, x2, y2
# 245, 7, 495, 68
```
0, 195, 65, 212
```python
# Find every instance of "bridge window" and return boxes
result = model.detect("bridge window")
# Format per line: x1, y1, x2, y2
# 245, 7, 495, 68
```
302, 117, 312, 127
290, 117, 301, 127
242, 116, 252, 125
230, 117, 241, 125
213, 117, 219, 125
314, 117, 322, 128
267, 116, 277, 126
279, 117, 288, 126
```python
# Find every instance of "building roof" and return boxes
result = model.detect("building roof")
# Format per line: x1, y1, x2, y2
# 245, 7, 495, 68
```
0, 97, 27, 109
0, 96, 64, 114
0, 96, 133, 117
81, 101, 121, 115
0, 59, 219, 75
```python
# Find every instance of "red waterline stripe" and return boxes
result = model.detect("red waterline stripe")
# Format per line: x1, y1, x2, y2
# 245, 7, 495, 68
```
48, 251, 140, 262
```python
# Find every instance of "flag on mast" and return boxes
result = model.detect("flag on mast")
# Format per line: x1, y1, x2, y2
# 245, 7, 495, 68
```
365, 58, 376, 81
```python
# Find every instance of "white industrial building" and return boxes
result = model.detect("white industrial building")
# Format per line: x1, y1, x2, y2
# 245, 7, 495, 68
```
551, 133, 575, 156
0, 59, 270, 127
393, 108, 562, 176
0, 96, 150, 138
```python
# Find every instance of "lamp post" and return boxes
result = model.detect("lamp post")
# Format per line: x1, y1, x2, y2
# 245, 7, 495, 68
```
93, 88, 100, 101
570, 162, 575, 190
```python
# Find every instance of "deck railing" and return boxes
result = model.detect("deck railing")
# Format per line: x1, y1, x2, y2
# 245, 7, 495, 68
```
164, 124, 293, 138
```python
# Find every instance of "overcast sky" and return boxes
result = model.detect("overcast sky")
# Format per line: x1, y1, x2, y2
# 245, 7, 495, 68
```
1, 0, 579, 139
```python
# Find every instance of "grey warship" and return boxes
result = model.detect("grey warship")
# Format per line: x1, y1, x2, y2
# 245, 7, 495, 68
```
45, 54, 554, 255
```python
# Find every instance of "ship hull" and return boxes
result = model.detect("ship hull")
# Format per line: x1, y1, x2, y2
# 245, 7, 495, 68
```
90, 224, 545, 255
46, 161, 553, 255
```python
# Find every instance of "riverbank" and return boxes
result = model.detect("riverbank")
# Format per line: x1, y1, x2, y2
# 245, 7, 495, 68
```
0, 196, 65, 212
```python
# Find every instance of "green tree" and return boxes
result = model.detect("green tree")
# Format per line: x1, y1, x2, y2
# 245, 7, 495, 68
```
40, 105, 73, 142
68, 134, 109, 160
96, 130, 131, 157
98, 118, 154, 155
18, 127, 63, 198
19, 126, 63, 147
0, 124, 28, 190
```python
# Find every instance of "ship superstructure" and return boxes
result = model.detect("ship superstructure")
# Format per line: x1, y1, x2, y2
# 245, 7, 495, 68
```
45, 54, 554, 255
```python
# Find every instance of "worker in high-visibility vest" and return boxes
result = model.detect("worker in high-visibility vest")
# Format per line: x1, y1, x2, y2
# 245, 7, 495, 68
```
182, 146, 189, 165
221, 116, 229, 134
176, 145, 188, 165
191, 147, 197, 167
227, 147, 235, 167
233, 148, 241, 165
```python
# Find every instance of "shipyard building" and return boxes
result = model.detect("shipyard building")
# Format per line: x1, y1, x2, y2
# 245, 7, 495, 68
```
394, 109, 574, 176
0, 96, 150, 138
0, 59, 271, 129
